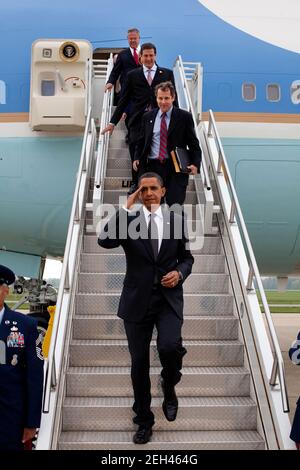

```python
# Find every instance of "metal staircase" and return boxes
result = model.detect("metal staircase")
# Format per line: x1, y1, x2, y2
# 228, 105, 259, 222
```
36, 56, 293, 450
57, 117, 265, 449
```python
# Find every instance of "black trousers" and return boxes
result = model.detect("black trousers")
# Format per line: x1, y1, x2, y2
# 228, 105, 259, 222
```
128, 122, 141, 186
140, 159, 189, 206
124, 287, 186, 429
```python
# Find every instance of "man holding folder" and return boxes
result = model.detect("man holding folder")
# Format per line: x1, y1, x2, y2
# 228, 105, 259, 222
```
133, 81, 202, 206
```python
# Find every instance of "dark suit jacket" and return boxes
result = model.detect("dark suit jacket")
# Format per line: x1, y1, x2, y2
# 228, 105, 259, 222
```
0, 306, 44, 450
98, 207, 194, 323
134, 107, 202, 171
110, 66, 176, 139
289, 332, 300, 443
107, 48, 140, 89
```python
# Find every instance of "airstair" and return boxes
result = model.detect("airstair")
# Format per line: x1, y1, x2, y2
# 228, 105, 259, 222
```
36, 56, 293, 450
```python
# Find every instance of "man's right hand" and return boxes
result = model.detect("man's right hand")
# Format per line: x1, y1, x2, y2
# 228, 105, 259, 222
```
101, 123, 115, 135
105, 83, 113, 92
133, 160, 139, 172
126, 185, 143, 210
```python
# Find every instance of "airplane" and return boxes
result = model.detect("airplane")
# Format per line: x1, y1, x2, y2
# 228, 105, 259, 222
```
0, 0, 299, 290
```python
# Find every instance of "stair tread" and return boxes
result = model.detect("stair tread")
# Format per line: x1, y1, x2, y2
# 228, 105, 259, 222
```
63, 396, 256, 407
76, 292, 232, 297
71, 339, 242, 345
73, 314, 236, 320
59, 429, 264, 444
67, 365, 249, 374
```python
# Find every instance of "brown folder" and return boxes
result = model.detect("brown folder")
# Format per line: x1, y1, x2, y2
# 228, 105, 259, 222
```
170, 147, 191, 173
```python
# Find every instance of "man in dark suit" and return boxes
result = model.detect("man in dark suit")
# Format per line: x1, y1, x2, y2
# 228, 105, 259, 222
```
133, 81, 202, 206
105, 28, 141, 93
98, 173, 194, 444
105, 28, 141, 139
0, 265, 44, 450
102, 43, 176, 190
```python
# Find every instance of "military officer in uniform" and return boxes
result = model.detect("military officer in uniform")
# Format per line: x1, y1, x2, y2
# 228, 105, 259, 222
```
0, 264, 44, 450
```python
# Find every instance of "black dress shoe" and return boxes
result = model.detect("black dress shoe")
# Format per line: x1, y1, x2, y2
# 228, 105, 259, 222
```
133, 426, 153, 444
161, 380, 178, 422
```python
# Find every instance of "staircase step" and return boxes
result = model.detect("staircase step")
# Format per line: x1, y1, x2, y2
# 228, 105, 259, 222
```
73, 315, 238, 340
61, 396, 257, 431
75, 293, 234, 316
107, 148, 130, 159
83, 234, 222, 254
106, 168, 132, 177
77, 273, 229, 294
69, 339, 243, 367
107, 158, 131, 170
102, 190, 198, 205
66, 366, 250, 397
98, 177, 196, 191
80, 253, 226, 274
58, 430, 265, 450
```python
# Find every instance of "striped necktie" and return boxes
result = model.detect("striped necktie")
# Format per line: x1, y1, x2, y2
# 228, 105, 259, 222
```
146, 69, 153, 85
133, 48, 139, 65
158, 112, 168, 162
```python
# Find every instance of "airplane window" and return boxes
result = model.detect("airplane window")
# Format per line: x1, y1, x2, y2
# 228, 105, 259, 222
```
0, 80, 6, 104
267, 84, 280, 102
242, 83, 256, 101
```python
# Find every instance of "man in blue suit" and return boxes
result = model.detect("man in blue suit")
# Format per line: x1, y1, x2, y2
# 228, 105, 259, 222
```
289, 332, 300, 449
0, 265, 44, 450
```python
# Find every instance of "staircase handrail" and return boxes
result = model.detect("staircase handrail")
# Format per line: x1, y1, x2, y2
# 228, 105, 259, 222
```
94, 53, 114, 189
36, 105, 97, 448
207, 109, 289, 414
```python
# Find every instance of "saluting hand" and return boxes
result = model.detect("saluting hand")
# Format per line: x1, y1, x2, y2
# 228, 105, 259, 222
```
126, 185, 143, 210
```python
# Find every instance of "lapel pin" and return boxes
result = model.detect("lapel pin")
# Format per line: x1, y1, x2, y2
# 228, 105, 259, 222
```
5, 320, 10, 325
12, 321, 17, 325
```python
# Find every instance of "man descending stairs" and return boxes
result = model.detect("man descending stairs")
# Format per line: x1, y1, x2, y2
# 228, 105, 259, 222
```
58, 119, 265, 450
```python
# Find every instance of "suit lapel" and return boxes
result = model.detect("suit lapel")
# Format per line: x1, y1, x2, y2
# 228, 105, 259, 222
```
139, 67, 150, 87
157, 208, 172, 261
168, 107, 179, 138
147, 109, 158, 130
126, 48, 137, 67
152, 66, 164, 87
134, 210, 154, 260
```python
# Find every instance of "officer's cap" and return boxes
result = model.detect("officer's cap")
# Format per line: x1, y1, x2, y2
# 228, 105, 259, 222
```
0, 264, 15, 286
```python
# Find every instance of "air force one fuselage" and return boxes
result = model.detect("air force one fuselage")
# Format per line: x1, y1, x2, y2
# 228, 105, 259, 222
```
0, 0, 300, 278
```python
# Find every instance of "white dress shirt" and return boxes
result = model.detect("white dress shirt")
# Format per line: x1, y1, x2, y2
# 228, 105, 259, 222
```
130, 45, 141, 57
148, 107, 173, 160
0, 306, 5, 326
122, 205, 164, 251
143, 64, 157, 83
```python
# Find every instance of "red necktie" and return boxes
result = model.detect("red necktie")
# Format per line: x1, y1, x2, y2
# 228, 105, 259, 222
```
158, 113, 168, 162
133, 48, 139, 65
